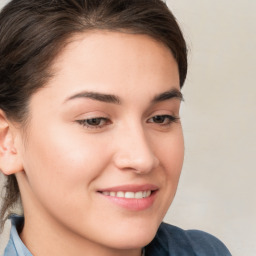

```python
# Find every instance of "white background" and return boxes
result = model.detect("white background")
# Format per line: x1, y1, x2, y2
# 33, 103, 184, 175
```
0, 0, 255, 255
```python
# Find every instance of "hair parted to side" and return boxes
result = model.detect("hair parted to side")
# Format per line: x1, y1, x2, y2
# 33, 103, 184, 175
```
0, 0, 187, 230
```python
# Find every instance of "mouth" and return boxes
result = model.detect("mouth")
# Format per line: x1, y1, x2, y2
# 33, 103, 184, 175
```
97, 184, 158, 211
100, 190, 153, 199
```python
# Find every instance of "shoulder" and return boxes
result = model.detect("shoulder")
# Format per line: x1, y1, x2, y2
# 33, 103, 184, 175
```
145, 222, 232, 256
2, 215, 32, 256
2, 238, 18, 256
185, 228, 232, 256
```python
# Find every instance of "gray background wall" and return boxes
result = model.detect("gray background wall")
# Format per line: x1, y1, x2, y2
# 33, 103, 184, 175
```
0, 0, 255, 255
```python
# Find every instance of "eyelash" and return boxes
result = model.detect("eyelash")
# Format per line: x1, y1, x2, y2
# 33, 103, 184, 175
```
147, 115, 180, 126
76, 115, 179, 129
76, 117, 111, 129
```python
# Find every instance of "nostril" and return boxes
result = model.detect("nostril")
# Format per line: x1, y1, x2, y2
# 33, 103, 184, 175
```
113, 151, 159, 174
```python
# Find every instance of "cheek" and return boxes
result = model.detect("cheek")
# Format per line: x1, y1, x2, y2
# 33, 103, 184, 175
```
21, 123, 111, 203
155, 128, 184, 176
150, 128, 184, 220
155, 128, 184, 205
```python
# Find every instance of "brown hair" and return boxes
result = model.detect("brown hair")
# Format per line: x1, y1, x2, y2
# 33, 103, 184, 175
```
0, 0, 187, 229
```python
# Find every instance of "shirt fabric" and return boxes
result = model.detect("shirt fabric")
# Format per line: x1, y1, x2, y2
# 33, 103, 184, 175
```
2, 215, 231, 256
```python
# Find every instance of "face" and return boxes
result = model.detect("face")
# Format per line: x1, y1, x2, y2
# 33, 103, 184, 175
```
16, 31, 184, 252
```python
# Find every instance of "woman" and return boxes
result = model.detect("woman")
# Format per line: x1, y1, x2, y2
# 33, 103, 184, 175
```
0, 0, 231, 255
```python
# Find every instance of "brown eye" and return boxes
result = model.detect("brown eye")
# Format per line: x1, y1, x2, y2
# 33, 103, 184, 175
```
152, 115, 166, 123
87, 118, 103, 126
148, 115, 179, 125
77, 117, 111, 129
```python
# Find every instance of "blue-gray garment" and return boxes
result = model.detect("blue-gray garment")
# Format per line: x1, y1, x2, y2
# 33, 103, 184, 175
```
3, 215, 231, 256
2, 216, 32, 256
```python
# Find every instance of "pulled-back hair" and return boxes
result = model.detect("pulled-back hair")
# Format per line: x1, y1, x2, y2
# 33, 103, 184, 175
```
0, 0, 187, 229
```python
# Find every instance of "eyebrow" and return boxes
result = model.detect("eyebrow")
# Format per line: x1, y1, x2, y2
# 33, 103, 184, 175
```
65, 91, 121, 104
152, 89, 184, 103
64, 88, 183, 105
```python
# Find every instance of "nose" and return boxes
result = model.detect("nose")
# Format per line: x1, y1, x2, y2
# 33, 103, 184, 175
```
113, 125, 159, 174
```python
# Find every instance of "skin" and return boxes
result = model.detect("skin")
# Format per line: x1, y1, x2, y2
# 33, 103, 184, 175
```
1, 31, 184, 256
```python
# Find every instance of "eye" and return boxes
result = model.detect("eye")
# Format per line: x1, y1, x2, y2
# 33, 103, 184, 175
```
76, 117, 111, 129
147, 115, 179, 125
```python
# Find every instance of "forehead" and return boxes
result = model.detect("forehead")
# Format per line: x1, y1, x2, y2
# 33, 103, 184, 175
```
55, 30, 175, 64
38, 31, 180, 105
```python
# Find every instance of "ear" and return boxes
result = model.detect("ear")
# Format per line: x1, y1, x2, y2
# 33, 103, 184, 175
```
0, 110, 23, 175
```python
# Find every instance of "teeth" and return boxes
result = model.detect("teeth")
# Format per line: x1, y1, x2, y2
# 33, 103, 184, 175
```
125, 192, 134, 198
102, 190, 152, 199
135, 191, 143, 199
116, 191, 125, 197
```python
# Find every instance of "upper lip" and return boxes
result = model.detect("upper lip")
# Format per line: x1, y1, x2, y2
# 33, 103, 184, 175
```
98, 184, 159, 193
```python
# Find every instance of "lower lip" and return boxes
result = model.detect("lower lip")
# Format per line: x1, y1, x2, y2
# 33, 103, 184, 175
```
98, 191, 157, 211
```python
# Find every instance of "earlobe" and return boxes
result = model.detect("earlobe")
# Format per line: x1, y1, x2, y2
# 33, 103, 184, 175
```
0, 110, 23, 175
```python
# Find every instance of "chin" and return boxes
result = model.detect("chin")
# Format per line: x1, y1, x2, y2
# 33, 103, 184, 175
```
105, 221, 160, 249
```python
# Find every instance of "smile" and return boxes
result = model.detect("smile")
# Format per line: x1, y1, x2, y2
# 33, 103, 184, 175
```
101, 190, 151, 199
98, 184, 158, 210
